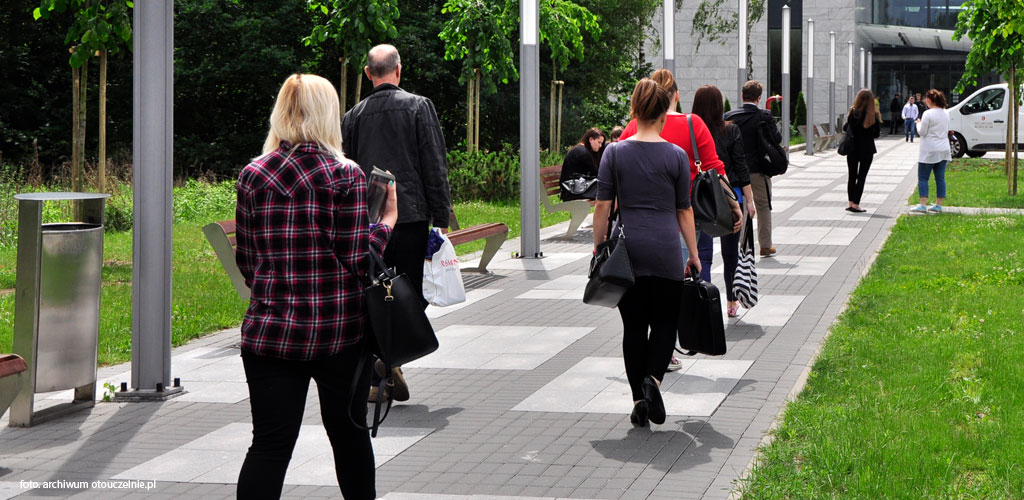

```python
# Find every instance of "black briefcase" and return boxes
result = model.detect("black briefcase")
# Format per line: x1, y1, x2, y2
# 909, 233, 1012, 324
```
677, 267, 726, 356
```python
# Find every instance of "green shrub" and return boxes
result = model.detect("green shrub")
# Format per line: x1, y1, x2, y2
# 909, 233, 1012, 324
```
794, 91, 806, 127
724, 97, 732, 112
173, 179, 236, 223
447, 149, 520, 203
771, 98, 782, 117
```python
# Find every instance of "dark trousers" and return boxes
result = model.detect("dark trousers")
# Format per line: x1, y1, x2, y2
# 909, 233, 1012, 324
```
889, 117, 899, 135
697, 231, 713, 282
719, 225, 741, 302
382, 221, 429, 310
238, 349, 374, 500
846, 153, 874, 205
618, 277, 684, 401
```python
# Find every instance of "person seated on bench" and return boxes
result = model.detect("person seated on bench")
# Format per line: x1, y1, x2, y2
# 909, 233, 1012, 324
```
559, 127, 607, 201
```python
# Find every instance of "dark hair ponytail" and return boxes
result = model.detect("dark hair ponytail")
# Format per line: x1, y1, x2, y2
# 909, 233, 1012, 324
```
631, 78, 671, 122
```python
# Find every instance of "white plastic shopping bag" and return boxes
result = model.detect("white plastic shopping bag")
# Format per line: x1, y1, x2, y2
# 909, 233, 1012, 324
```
422, 229, 466, 307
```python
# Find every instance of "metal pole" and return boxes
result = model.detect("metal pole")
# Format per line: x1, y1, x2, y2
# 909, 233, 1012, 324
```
829, 31, 836, 141
520, 0, 541, 259
738, 0, 747, 104
664, 0, 675, 75
805, 18, 814, 155
131, 0, 176, 396
860, 47, 866, 89
782, 5, 791, 159
848, 41, 854, 109
867, 51, 873, 91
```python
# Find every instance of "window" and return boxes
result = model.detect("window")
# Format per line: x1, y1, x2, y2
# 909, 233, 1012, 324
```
959, 88, 1005, 115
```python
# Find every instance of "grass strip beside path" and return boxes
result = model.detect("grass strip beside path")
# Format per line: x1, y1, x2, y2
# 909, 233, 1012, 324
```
450, 198, 573, 256
740, 214, 1024, 498
907, 158, 1024, 209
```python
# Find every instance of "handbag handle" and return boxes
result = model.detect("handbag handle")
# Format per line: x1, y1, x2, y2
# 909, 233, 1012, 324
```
687, 114, 702, 172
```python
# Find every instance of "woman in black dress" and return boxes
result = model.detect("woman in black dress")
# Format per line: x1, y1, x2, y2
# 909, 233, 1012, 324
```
559, 127, 606, 201
843, 89, 882, 213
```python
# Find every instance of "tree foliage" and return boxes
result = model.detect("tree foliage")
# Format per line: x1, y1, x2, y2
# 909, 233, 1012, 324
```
541, 0, 601, 72
953, 0, 1024, 91
33, 0, 133, 67
439, 0, 518, 90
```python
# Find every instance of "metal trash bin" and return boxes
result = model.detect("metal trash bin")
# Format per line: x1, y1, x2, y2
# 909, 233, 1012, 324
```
9, 192, 109, 427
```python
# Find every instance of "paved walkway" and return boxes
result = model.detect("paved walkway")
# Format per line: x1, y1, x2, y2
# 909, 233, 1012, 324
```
2, 137, 923, 499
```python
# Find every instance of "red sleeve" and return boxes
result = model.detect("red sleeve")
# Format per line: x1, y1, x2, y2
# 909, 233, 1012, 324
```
690, 114, 726, 178
619, 119, 638, 141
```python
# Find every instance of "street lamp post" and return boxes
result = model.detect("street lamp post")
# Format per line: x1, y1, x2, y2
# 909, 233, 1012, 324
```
781, 5, 790, 159
829, 31, 836, 141
867, 51, 873, 91
738, 0, 746, 103
519, 0, 540, 259
805, 18, 814, 155
847, 41, 854, 109
860, 47, 866, 89
664, 0, 674, 75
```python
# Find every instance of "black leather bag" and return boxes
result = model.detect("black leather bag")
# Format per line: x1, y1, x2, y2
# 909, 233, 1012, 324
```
678, 265, 727, 356
583, 144, 635, 308
350, 251, 438, 437
688, 115, 737, 238
837, 119, 854, 156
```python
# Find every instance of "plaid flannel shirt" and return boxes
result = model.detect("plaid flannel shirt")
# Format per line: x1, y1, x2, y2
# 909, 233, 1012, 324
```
235, 141, 391, 360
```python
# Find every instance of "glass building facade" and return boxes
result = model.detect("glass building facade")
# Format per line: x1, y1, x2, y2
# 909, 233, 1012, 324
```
871, 0, 966, 30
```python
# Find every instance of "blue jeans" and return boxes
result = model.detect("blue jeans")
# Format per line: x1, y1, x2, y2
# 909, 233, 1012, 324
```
918, 160, 947, 199
904, 118, 915, 140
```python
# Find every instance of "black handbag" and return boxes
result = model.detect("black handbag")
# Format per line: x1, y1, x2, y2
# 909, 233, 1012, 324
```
350, 250, 439, 437
837, 118, 854, 156
561, 175, 599, 199
758, 120, 789, 176
583, 144, 635, 308
678, 265, 727, 356
688, 115, 737, 238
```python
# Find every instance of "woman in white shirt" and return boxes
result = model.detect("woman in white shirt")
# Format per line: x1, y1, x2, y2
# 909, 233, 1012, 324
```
911, 89, 953, 213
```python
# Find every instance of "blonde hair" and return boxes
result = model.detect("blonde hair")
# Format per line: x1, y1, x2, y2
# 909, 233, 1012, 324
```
261, 74, 346, 161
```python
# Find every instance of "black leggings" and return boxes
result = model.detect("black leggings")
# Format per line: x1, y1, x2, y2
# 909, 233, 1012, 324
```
719, 227, 741, 302
846, 153, 874, 205
618, 276, 684, 401
238, 348, 374, 500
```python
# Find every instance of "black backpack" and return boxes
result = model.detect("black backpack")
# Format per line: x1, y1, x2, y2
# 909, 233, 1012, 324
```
726, 108, 788, 177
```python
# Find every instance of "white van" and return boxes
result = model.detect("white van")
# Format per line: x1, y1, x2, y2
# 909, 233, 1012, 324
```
947, 83, 1024, 158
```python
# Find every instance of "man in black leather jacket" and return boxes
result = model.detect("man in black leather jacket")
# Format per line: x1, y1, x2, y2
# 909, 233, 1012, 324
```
726, 80, 782, 257
342, 44, 452, 402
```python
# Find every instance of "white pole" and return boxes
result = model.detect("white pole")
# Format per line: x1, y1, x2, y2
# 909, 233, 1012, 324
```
806, 18, 814, 155
829, 31, 836, 140
664, 0, 674, 75
738, 0, 747, 104
520, 0, 540, 258
782, 5, 790, 158
848, 41, 854, 109
860, 47, 866, 89
867, 51, 873, 90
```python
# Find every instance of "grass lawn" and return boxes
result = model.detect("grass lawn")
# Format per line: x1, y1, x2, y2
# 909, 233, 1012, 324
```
907, 157, 1024, 209
0, 197, 576, 366
740, 214, 1024, 498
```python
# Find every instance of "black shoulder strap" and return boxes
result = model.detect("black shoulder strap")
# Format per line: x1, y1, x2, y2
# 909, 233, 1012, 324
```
606, 142, 621, 239
687, 114, 702, 171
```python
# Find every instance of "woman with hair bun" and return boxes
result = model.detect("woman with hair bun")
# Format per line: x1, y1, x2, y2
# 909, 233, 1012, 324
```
911, 89, 952, 213
235, 73, 396, 499
592, 78, 701, 428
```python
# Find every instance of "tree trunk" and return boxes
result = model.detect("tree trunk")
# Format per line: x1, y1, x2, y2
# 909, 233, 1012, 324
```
1014, 74, 1020, 196
556, 82, 564, 153
468, 74, 475, 151
355, 63, 364, 104
72, 65, 80, 191
78, 60, 88, 194
474, 69, 481, 152
1009, 66, 1016, 186
98, 50, 107, 193
340, 56, 348, 115
550, 67, 557, 151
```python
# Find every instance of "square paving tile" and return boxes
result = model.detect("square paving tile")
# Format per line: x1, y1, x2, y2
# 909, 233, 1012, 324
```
831, 183, 898, 193
404, 325, 593, 370
772, 178, 834, 188
382, 494, 589, 500
113, 423, 433, 485
427, 288, 503, 319
0, 482, 23, 500
773, 226, 862, 245
512, 357, 753, 417
813, 192, 889, 204
788, 207, 878, 221
461, 253, 589, 272
733, 295, 805, 326
769, 188, 817, 198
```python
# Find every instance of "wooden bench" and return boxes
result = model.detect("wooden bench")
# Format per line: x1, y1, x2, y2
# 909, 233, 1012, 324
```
203, 208, 509, 300
797, 123, 836, 151
540, 165, 592, 238
0, 354, 28, 418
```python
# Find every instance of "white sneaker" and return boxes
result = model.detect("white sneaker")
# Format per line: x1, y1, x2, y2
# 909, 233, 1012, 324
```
927, 204, 943, 213
909, 204, 928, 213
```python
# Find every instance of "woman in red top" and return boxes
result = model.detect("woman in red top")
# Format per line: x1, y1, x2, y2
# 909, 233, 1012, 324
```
619, 69, 729, 183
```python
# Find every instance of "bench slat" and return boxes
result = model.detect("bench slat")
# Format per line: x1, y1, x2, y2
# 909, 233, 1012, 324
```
0, 354, 28, 378
448, 223, 508, 246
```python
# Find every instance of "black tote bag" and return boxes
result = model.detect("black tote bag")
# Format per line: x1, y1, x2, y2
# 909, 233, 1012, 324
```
583, 144, 635, 308
678, 265, 727, 356
350, 250, 439, 437
687, 115, 737, 238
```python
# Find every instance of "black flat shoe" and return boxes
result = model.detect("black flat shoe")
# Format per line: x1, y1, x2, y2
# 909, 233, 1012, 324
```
630, 400, 649, 427
643, 376, 666, 425
848, 207, 867, 213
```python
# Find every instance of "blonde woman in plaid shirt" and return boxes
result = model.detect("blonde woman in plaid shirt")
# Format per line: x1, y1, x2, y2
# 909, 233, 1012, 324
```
234, 73, 397, 499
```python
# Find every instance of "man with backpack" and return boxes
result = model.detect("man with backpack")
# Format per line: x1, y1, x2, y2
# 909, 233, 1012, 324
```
726, 80, 786, 257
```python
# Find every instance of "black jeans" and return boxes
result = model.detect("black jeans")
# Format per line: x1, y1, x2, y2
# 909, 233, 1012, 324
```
719, 226, 741, 302
238, 348, 374, 500
382, 220, 430, 309
618, 276, 684, 401
846, 153, 874, 205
